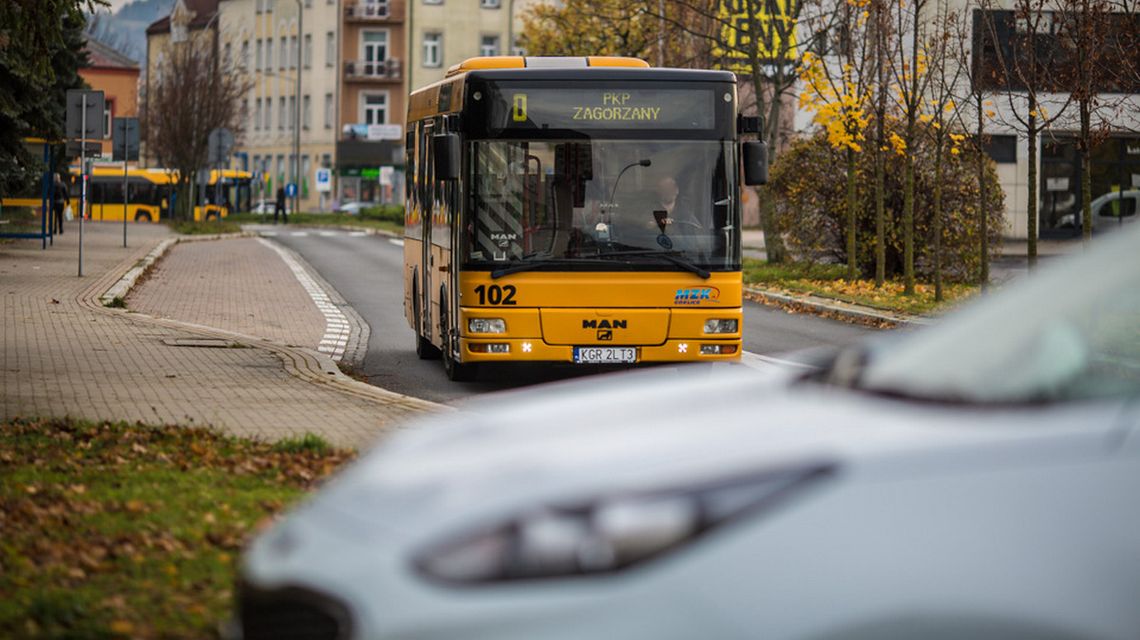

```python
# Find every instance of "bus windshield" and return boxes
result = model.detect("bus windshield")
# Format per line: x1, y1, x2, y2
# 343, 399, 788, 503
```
466, 139, 738, 272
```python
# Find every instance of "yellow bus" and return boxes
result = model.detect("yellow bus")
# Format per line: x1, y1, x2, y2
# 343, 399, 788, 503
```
79, 167, 252, 222
405, 56, 768, 380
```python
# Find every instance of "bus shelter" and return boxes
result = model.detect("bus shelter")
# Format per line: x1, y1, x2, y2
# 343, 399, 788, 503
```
0, 139, 57, 249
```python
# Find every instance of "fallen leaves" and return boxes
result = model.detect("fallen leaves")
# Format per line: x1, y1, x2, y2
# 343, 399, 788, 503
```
0, 417, 355, 638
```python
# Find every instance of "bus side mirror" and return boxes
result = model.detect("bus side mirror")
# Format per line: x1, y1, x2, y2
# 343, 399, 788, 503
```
433, 133, 461, 181
742, 141, 768, 186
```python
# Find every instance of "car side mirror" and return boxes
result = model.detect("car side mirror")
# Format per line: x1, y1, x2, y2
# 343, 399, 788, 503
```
742, 141, 768, 186
433, 133, 461, 181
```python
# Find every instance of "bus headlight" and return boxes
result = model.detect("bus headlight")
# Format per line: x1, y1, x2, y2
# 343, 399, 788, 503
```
468, 318, 507, 334
703, 319, 738, 334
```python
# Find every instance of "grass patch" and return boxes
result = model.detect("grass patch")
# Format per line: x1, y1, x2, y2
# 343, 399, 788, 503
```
227, 211, 403, 234
0, 206, 45, 235
743, 258, 978, 316
103, 296, 127, 309
271, 433, 332, 455
166, 219, 243, 236
0, 418, 354, 639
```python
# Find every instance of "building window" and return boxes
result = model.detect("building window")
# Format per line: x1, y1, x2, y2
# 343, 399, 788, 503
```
481, 0, 500, 7
324, 93, 333, 129
363, 30, 389, 75
264, 95, 273, 130
276, 155, 284, 183
224, 42, 232, 68
302, 155, 311, 189
279, 37, 287, 69
362, 93, 387, 125
290, 36, 298, 69
325, 31, 335, 67
289, 95, 296, 130
512, 38, 526, 56
303, 94, 311, 130
266, 40, 273, 71
256, 39, 263, 69
423, 32, 442, 67
321, 153, 331, 168
279, 97, 286, 130
303, 34, 312, 68
103, 99, 113, 139
480, 35, 500, 57
255, 98, 262, 131
241, 40, 249, 68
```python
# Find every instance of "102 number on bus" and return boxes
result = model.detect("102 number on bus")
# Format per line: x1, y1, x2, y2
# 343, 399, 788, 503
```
473, 284, 517, 306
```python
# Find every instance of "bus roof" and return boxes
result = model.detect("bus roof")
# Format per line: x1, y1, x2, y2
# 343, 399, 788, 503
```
444, 56, 649, 78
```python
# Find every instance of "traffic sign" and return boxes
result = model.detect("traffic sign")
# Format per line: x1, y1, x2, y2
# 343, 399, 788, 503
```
315, 168, 332, 193
285, 183, 298, 198
208, 128, 235, 166
66, 90, 105, 141
112, 117, 140, 162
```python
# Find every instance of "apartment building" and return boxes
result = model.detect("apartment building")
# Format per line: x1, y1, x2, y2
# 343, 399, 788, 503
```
218, 0, 341, 211
407, 0, 545, 92
338, 0, 407, 204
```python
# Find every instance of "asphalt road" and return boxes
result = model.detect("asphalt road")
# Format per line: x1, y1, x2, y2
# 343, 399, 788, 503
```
262, 227, 876, 405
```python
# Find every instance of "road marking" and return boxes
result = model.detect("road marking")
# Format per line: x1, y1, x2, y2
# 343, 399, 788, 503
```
260, 231, 278, 237
388, 238, 404, 247
319, 230, 337, 237
741, 351, 815, 371
291, 231, 309, 237
348, 231, 368, 237
258, 238, 350, 362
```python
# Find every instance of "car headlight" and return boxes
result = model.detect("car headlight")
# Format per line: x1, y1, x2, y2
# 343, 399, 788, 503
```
703, 319, 738, 334
468, 318, 506, 334
414, 463, 834, 584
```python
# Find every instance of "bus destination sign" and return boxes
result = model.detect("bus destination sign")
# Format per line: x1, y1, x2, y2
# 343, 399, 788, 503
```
495, 88, 716, 130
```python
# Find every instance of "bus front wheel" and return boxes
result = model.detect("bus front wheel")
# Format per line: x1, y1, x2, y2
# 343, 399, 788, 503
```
134, 212, 152, 223
440, 297, 477, 382
413, 281, 440, 360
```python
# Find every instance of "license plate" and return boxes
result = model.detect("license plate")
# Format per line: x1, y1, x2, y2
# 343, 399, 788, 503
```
573, 347, 637, 364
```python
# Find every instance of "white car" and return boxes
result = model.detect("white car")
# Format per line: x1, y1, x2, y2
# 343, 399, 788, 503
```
337, 201, 369, 215
1057, 189, 1139, 231
237, 226, 1140, 640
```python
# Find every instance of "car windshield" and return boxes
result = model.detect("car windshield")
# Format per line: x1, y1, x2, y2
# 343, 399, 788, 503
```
838, 226, 1140, 404
466, 140, 738, 271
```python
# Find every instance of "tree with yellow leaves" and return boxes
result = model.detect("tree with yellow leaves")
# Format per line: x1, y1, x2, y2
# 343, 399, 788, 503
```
886, 0, 937, 295
798, 0, 874, 281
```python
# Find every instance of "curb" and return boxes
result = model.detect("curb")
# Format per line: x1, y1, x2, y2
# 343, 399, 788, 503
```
80, 234, 446, 418
98, 231, 256, 306
744, 286, 934, 328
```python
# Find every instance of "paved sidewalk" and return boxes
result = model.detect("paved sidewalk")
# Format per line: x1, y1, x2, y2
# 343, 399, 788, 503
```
1, 221, 436, 449
128, 237, 326, 349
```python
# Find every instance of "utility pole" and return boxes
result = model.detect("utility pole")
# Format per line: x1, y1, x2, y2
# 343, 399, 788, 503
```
293, 0, 304, 216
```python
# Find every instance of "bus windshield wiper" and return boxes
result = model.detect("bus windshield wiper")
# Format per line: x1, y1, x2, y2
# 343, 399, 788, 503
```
596, 250, 711, 279
490, 257, 611, 279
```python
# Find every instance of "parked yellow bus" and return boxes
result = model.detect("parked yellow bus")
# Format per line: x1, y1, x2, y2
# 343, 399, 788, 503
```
405, 56, 768, 380
78, 167, 252, 222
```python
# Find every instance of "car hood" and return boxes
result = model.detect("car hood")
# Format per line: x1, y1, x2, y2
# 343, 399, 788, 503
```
295, 365, 1127, 545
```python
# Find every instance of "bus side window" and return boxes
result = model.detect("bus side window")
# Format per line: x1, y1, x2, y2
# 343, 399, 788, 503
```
405, 130, 415, 211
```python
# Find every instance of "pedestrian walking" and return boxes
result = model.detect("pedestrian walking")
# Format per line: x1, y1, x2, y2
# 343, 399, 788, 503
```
51, 173, 70, 235
274, 186, 287, 224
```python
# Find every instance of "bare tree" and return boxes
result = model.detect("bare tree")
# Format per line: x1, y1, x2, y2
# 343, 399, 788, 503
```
143, 40, 248, 221
924, 0, 969, 301
1053, 0, 1126, 243
651, 0, 843, 263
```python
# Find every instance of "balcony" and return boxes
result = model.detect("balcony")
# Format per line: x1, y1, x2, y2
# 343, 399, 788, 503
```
344, 58, 402, 83
344, 2, 403, 23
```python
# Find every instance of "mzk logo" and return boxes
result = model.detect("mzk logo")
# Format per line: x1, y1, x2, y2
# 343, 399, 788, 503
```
583, 319, 627, 341
675, 287, 721, 305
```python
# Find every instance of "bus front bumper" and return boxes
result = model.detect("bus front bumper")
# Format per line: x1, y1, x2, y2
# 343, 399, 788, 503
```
459, 338, 742, 364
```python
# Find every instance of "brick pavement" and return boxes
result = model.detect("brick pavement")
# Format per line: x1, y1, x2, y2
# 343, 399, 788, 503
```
1, 220, 437, 449
128, 237, 326, 349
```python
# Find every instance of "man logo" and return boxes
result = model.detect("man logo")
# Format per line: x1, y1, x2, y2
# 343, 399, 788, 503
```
582, 319, 628, 329
597, 329, 613, 341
